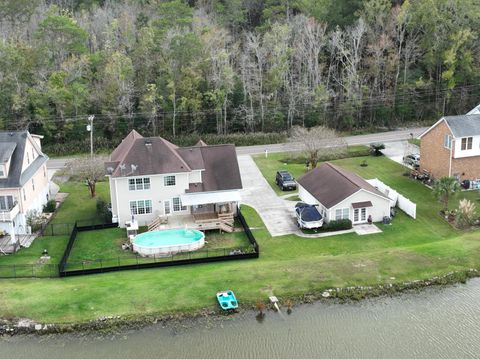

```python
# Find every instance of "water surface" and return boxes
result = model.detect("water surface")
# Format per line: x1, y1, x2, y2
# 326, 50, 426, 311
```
1, 279, 480, 358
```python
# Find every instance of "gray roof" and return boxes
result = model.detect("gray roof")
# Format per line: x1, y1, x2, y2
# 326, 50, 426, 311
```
444, 114, 480, 138
0, 142, 16, 163
0, 131, 48, 189
467, 104, 480, 115
107, 131, 242, 192
297, 162, 387, 208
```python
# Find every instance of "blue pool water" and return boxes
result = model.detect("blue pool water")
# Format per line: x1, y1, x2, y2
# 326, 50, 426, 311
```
133, 229, 204, 248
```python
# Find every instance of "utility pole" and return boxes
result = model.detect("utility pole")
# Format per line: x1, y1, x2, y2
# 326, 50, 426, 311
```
87, 115, 95, 158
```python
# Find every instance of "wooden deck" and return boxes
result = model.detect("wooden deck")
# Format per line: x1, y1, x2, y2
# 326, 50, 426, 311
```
148, 212, 235, 233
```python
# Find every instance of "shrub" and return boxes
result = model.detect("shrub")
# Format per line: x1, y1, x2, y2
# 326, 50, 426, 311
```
96, 198, 112, 223
323, 219, 353, 231
369, 143, 385, 156
43, 199, 56, 213
26, 209, 45, 232
455, 199, 477, 229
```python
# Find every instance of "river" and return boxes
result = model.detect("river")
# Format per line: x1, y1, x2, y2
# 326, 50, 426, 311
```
1, 279, 480, 359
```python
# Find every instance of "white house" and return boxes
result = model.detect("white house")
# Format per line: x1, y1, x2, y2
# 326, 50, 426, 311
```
105, 130, 243, 230
297, 162, 391, 224
0, 131, 50, 245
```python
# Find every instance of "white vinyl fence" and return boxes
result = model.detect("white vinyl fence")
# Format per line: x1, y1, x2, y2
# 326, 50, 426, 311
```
367, 178, 417, 219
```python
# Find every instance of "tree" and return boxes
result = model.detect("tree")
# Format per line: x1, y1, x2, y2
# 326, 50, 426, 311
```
67, 156, 108, 198
432, 176, 460, 212
289, 125, 347, 168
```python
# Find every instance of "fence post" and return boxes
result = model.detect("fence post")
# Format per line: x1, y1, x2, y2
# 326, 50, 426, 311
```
32, 264, 34, 277
117, 257, 120, 267
100, 259, 103, 271
153, 254, 156, 263
13, 264, 16, 279
136, 255, 139, 265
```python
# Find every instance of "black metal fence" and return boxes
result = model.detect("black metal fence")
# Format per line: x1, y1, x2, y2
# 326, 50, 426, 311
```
0, 263, 59, 278
59, 207, 259, 277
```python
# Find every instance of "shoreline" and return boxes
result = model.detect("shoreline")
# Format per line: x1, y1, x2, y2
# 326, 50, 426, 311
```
1, 268, 477, 337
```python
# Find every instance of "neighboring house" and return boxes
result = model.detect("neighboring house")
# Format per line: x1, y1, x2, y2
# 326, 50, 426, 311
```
0, 131, 50, 238
419, 112, 480, 181
297, 162, 391, 224
105, 130, 243, 229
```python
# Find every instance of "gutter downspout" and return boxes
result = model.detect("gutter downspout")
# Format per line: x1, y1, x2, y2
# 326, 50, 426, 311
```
449, 138, 455, 177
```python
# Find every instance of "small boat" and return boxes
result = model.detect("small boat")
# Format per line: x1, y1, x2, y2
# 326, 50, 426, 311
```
216, 290, 238, 310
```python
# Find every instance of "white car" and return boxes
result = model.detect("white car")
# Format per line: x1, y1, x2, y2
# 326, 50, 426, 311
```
295, 203, 324, 229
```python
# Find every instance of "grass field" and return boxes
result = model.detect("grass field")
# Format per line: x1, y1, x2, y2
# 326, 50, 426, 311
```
0, 155, 479, 323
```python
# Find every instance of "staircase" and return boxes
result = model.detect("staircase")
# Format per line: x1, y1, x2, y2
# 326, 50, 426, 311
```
147, 216, 168, 232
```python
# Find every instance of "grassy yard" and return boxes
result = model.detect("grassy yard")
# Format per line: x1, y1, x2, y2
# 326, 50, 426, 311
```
0, 156, 480, 323
255, 145, 369, 195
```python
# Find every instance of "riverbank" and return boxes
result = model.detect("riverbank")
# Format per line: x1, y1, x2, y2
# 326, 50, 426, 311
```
1, 269, 478, 336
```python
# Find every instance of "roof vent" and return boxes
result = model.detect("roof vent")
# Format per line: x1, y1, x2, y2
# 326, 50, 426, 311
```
131, 164, 138, 173
106, 167, 114, 174
119, 164, 126, 176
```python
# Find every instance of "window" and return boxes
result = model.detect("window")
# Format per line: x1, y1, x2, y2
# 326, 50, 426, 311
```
130, 200, 152, 215
23, 189, 26, 201
0, 196, 14, 210
26, 152, 30, 165
128, 177, 150, 191
43, 165, 46, 178
164, 175, 176, 186
172, 197, 186, 212
335, 208, 349, 220
461, 137, 473, 150
32, 148, 35, 160
444, 134, 452, 149
32, 178, 35, 191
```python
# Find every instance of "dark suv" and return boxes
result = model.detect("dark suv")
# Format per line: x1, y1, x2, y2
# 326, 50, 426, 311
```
275, 170, 297, 191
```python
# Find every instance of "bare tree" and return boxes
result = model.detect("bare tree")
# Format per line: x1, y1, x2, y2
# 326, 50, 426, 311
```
289, 126, 347, 168
67, 156, 107, 198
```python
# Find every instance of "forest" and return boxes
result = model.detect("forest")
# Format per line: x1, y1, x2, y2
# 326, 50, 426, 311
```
0, 0, 479, 154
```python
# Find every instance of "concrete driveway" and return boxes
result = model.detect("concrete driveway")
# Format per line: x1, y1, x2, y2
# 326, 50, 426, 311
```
383, 140, 419, 165
238, 155, 300, 237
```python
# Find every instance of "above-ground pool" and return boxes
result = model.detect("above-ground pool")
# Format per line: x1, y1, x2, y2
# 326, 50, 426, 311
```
132, 229, 205, 257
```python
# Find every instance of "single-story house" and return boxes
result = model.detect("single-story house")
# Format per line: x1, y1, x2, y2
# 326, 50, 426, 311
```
105, 130, 242, 230
297, 162, 391, 224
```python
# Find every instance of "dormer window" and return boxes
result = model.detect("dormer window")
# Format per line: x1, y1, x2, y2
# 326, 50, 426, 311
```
0, 165, 5, 178
461, 137, 473, 151
26, 152, 30, 165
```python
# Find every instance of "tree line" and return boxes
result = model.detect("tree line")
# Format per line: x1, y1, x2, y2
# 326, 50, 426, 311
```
0, 0, 479, 153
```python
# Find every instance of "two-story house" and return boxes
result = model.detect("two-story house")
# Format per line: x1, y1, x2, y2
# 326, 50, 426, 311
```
419, 113, 480, 181
0, 131, 50, 242
105, 130, 243, 229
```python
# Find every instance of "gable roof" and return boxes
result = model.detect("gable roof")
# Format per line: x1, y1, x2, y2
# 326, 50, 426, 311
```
467, 104, 480, 115
419, 113, 480, 139
107, 131, 242, 191
297, 162, 387, 208
0, 131, 48, 189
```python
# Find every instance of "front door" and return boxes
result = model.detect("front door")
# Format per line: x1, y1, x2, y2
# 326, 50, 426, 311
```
353, 208, 367, 223
164, 200, 171, 215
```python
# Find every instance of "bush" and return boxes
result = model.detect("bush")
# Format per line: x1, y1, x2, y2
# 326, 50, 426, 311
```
323, 219, 353, 232
369, 143, 385, 156
96, 198, 112, 223
43, 199, 56, 213
26, 209, 45, 232
455, 199, 477, 229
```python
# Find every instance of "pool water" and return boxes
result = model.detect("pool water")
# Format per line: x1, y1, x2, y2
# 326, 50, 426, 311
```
134, 229, 203, 247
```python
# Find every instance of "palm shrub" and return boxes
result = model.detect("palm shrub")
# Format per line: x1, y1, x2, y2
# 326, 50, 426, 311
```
455, 199, 477, 229
369, 143, 385, 156
432, 176, 460, 213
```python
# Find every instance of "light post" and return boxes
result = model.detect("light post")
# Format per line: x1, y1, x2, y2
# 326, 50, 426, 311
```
87, 115, 95, 158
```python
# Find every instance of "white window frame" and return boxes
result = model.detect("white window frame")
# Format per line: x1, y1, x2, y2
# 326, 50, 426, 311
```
172, 197, 187, 212
335, 208, 349, 220
444, 134, 452, 149
128, 177, 150, 191
461, 137, 473, 151
164, 175, 176, 186
129, 199, 152, 215
0, 195, 14, 210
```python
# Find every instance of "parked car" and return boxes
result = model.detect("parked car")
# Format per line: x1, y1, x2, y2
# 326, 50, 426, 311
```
295, 202, 324, 229
275, 170, 297, 191
403, 154, 420, 168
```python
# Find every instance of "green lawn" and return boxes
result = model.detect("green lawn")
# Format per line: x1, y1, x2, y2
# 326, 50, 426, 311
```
256, 145, 369, 195
0, 156, 480, 324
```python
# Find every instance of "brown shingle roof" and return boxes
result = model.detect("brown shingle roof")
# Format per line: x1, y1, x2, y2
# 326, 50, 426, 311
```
297, 162, 387, 208
107, 131, 242, 191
